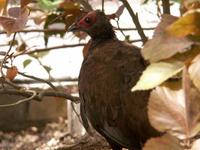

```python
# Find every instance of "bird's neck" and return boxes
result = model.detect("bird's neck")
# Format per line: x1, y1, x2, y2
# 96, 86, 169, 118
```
89, 28, 116, 49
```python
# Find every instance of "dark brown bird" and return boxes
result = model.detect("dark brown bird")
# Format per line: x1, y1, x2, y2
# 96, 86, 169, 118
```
68, 10, 160, 150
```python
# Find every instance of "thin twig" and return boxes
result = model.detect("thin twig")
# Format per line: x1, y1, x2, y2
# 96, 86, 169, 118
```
0, 89, 80, 107
3, 65, 57, 90
115, 19, 126, 38
14, 43, 86, 57
0, 32, 17, 77
13, 77, 78, 84
0, 27, 155, 35
0, 77, 23, 90
38, 91, 80, 103
71, 102, 83, 124
120, 0, 148, 44
14, 38, 143, 57
102, 0, 105, 12
0, 89, 37, 107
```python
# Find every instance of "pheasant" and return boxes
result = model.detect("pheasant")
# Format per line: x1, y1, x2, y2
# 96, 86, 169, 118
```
68, 10, 160, 150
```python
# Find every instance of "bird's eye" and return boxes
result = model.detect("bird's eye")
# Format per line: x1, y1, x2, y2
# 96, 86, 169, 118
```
84, 17, 91, 24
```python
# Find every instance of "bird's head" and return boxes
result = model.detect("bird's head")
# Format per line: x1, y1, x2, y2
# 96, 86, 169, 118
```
68, 10, 115, 40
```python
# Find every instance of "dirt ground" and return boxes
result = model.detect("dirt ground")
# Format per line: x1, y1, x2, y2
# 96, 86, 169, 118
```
0, 118, 110, 150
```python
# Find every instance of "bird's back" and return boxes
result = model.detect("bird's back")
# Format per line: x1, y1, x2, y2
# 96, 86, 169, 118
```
79, 39, 160, 149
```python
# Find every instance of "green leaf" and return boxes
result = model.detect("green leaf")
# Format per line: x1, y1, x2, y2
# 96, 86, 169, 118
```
23, 59, 32, 68
44, 13, 66, 46
29, 51, 49, 59
132, 60, 184, 91
43, 65, 52, 73
38, 0, 62, 10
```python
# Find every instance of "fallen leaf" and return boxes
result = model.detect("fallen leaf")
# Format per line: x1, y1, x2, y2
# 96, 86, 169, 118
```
132, 59, 184, 91
143, 134, 182, 150
6, 66, 18, 80
148, 86, 200, 139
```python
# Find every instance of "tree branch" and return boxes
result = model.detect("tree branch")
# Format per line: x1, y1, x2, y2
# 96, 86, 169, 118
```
0, 89, 80, 107
3, 65, 57, 90
162, 0, 171, 14
0, 89, 37, 107
0, 33, 17, 77
120, 0, 148, 44
0, 27, 154, 35
14, 43, 86, 57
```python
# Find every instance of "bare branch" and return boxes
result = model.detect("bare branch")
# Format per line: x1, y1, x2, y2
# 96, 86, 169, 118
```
0, 89, 80, 107
120, 0, 148, 44
0, 33, 17, 77
0, 89, 37, 107
14, 43, 86, 57
3, 65, 57, 90
102, 0, 105, 12
13, 38, 143, 57
0, 27, 154, 35
13, 77, 78, 84
162, 0, 171, 14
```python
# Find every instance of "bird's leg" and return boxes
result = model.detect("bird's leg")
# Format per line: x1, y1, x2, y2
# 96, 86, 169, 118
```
107, 140, 122, 150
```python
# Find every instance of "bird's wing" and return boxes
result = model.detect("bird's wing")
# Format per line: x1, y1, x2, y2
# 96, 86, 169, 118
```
79, 40, 147, 147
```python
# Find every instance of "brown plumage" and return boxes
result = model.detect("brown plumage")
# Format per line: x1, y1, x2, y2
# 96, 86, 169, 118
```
68, 10, 160, 150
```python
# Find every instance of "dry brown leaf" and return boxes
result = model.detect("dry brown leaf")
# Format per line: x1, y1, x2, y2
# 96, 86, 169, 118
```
142, 15, 194, 63
0, 7, 29, 34
143, 134, 182, 150
148, 86, 200, 139
189, 54, 200, 92
6, 66, 18, 80
181, 0, 200, 14
21, 0, 31, 8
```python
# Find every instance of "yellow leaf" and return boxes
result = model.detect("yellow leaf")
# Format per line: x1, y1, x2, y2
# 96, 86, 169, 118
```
142, 15, 193, 62
131, 60, 184, 91
0, 0, 6, 11
167, 9, 200, 38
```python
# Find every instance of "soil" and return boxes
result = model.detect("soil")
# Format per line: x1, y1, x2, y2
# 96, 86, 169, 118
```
0, 118, 110, 150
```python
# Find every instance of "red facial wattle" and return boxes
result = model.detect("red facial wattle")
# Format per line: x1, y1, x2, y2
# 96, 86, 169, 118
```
77, 11, 97, 29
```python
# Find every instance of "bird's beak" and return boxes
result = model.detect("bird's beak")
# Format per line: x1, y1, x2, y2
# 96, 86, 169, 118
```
68, 23, 79, 32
